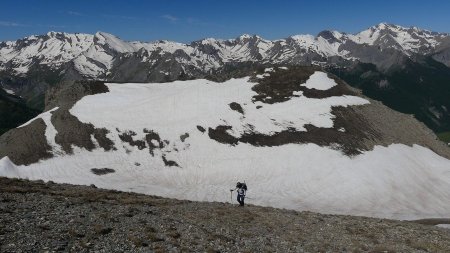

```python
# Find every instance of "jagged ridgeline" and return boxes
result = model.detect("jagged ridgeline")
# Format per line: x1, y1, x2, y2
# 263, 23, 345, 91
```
1, 66, 449, 220
1, 23, 450, 136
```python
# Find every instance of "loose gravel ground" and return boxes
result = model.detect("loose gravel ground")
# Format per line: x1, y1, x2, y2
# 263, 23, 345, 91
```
1, 177, 449, 252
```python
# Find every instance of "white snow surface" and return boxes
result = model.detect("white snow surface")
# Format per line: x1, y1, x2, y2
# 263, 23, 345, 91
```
1, 76, 450, 220
437, 224, 450, 229
2, 87, 14, 95
301, 71, 337, 90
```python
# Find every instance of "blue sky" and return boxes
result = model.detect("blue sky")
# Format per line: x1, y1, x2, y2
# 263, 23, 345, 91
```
1, 0, 449, 42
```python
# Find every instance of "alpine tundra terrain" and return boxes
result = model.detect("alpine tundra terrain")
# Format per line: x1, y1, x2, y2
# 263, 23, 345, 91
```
1, 66, 450, 221
1, 177, 450, 252
1, 23, 450, 135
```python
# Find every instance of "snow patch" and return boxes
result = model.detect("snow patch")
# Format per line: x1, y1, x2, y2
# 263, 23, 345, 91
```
437, 224, 450, 229
0, 157, 19, 178
301, 71, 337, 90
2, 87, 14, 95
293, 90, 303, 96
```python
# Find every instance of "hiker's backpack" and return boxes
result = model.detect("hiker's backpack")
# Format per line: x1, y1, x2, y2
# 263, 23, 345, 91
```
237, 182, 247, 191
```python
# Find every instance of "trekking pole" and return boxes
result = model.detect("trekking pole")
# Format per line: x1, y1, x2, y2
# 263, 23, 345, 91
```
230, 190, 232, 203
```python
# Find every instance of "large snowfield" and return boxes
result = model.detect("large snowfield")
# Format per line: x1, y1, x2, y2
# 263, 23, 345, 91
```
1, 71, 450, 220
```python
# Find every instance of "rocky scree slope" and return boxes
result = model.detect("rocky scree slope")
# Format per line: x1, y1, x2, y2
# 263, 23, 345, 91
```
1, 177, 450, 253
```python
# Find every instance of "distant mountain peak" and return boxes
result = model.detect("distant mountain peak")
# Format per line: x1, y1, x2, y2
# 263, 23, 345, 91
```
93, 31, 136, 53
372, 22, 394, 29
317, 30, 342, 43
236, 34, 263, 42
238, 34, 252, 40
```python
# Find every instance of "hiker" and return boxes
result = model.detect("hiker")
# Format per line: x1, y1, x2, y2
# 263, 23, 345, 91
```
230, 182, 247, 206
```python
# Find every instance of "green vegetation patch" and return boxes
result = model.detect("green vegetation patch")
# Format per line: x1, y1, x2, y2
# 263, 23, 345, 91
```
437, 132, 450, 144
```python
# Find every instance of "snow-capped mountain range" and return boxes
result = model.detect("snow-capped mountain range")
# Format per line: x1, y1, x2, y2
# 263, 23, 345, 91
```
1, 23, 450, 80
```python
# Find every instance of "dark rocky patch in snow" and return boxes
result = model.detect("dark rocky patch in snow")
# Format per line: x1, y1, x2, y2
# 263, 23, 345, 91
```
0, 119, 53, 165
179, 133, 189, 142
92, 128, 116, 152
251, 66, 317, 103
49, 81, 115, 155
229, 102, 244, 114
144, 129, 165, 156
116, 129, 167, 156
117, 129, 175, 164
207, 106, 379, 156
251, 66, 357, 103
196, 125, 206, 133
52, 109, 115, 154
162, 155, 179, 167
208, 125, 238, 146
91, 168, 115, 175
118, 130, 146, 150
116, 129, 180, 168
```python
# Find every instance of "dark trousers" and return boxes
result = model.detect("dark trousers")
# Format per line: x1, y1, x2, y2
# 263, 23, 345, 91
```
237, 194, 245, 206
